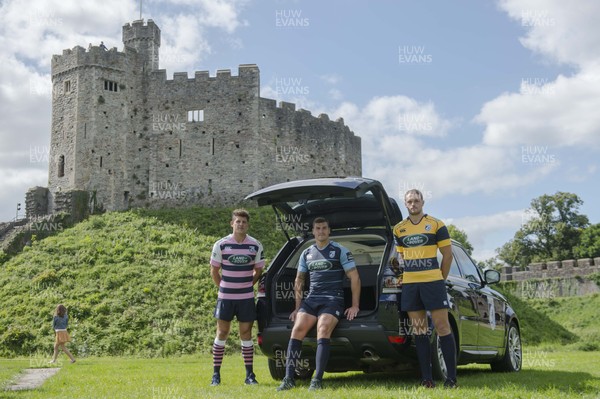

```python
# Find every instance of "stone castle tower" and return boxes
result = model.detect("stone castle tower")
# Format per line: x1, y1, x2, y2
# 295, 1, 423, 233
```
32, 19, 361, 215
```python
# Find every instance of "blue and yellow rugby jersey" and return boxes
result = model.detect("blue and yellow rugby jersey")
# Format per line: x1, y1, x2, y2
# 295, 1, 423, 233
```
393, 215, 451, 284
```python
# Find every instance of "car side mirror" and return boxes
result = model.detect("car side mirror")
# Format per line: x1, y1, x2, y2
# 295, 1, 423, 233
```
484, 269, 501, 285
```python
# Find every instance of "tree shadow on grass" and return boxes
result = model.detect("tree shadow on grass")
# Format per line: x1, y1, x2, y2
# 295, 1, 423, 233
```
322, 368, 599, 396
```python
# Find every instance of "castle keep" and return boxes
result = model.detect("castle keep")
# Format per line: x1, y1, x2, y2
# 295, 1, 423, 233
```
31, 19, 361, 215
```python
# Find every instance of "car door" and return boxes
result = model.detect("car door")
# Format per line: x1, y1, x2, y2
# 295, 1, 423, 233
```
452, 247, 505, 356
442, 248, 479, 353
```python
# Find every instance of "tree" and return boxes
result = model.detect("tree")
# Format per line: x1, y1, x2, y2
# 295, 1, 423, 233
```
574, 223, 600, 259
446, 224, 474, 256
477, 256, 504, 272
497, 192, 589, 268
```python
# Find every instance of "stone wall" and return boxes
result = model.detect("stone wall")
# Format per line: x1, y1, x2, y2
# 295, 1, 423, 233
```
501, 258, 600, 281
500, 258, 600, 298
44, 19, 362, 213
25, 187, 49, 218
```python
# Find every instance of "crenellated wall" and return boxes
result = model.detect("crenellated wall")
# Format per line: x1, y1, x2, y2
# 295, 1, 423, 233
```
500, 259, 600, 298
41, 19, 362, 213
501, 258, 600, 282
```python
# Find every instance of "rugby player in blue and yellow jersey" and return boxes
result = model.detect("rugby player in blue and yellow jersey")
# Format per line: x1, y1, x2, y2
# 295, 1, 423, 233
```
393, 189, 457, 389
277, 217, 361, 391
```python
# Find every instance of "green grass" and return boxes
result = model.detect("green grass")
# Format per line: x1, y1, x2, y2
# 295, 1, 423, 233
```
0, 207, 285, 358
1, 351, 599, 399
493, 289, 579, 347
526, 294, 600, 351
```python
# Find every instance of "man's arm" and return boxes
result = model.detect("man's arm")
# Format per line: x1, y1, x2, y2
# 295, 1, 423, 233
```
210, 266, 221, 287
253, 242, 265, 285
252, 267, 263, 285
344, 268, 361, 321
439, 245, 453, 280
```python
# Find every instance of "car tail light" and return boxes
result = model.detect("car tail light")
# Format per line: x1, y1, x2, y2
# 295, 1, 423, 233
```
388, 335, 406, 344
257, 335, 263, 346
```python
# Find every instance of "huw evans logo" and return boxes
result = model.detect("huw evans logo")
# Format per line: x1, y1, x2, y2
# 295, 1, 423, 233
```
402, 234, 428, 247
228, 255, 252, 264
308, 260, 332, 271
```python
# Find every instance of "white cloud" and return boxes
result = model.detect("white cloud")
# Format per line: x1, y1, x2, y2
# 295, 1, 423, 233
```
477, 0, 600, 149
320, 73, 342, 85
333, 96, 453, 139
447, 209, 528, 261
155, 0, 248, 33
477, 68, 600, 148
328, 88, 343, 101
159, 14, 211, 74
327, 96, 555, 202
498, 0, 600, 67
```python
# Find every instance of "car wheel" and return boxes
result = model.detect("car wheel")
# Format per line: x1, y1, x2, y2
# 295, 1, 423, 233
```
267, 358, 315, 380
268, 358, 286, 380
431, 330, 454, 381
491, 321, 522, 372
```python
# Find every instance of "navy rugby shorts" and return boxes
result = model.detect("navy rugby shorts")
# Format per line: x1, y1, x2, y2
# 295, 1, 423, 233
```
299, 297, 345, 319
401, 280, 449, 312
214, 298, 256, 322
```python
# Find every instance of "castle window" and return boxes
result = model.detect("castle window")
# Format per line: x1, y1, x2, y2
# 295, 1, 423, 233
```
211, 138, 215, 155
100, 156, 103, 167
58, 155, 65, 177
64, 81, 71, 93
179, 139, 182, 158
103, 79, 118, 92
188, 109, 204, 122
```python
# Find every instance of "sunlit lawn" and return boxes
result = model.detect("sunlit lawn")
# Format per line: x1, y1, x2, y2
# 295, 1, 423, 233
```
1, 350, 599, 399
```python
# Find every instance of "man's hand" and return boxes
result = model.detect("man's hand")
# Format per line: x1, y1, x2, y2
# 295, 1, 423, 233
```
344, 306, 359, 321
289, 309, 298, 322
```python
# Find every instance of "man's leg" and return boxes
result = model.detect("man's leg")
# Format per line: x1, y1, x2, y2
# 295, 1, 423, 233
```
212, 319, 231, 384
286, 312, 317, 378
431, 308, 457, 385
408, 310, 433, 384
238, 321, 255, 380
311, 313, 339, 389
277, 311, 317, 391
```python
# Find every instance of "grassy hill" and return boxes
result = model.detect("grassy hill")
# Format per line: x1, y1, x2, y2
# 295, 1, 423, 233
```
0, 207, 598, 358
0, 207, 285, 357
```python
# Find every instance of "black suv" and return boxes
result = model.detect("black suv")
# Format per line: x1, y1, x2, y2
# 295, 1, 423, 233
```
246, 177, 522, 381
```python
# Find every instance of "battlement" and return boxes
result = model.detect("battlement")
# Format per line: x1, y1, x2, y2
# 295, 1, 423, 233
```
51, 45, 128, 77
122, 19, 161, 47
501, 258, 600, 282
151, 64, 260, 84
259, 98, 353, 132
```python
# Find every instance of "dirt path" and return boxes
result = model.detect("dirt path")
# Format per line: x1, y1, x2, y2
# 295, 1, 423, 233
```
4, 368, 61, 391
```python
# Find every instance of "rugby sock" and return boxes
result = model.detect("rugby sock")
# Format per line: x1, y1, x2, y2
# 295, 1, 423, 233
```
241, 340, 254, 376
414, 334, 433, 381
439, 333, 457, 381
285, 338, 302, 380
212, 339, 226, 374
315, 338, 330, 380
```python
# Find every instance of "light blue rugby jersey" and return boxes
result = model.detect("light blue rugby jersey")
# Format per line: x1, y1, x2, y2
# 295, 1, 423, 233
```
298, 241, 356, 300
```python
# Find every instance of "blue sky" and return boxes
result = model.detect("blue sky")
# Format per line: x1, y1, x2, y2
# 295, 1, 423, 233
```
1, 0, 598, 261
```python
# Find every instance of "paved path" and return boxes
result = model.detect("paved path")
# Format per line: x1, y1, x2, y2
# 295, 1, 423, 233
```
5, 368, 61, 391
